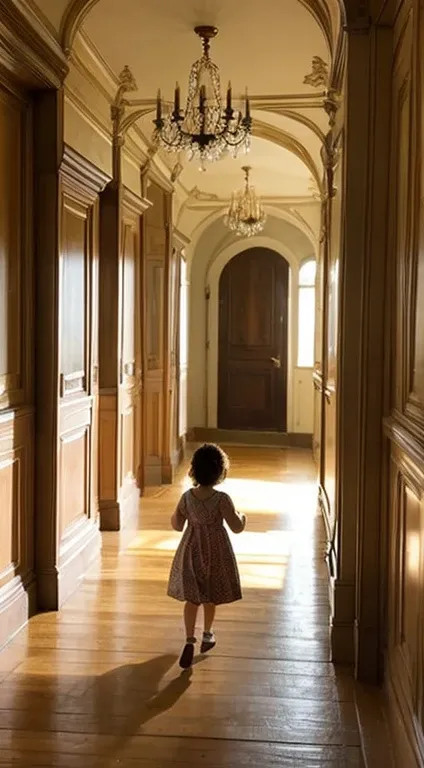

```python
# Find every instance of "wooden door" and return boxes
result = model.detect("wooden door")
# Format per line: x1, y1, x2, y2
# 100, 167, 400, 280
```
218, 248, 288, 431
119, 190, 143, 501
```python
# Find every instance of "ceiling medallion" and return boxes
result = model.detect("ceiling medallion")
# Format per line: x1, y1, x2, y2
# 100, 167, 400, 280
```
153, 26, 251, 170
224, 166, 266, 238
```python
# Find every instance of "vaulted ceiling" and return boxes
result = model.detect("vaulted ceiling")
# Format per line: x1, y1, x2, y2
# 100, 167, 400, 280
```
30, 0, 345, 243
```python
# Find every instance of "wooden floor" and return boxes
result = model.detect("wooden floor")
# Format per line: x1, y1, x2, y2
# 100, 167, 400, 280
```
0, 446, 365, 767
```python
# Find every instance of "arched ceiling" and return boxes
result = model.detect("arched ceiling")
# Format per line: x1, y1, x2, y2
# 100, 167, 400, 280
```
83, 0, 329, 96
30, 0, 345, 235
178, 136, 312, 199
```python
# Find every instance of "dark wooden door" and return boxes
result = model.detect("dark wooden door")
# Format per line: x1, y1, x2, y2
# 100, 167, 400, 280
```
218, 248, 288, 431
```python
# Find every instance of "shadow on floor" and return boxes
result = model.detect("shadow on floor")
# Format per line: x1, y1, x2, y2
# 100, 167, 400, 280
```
5, 652, 206, 766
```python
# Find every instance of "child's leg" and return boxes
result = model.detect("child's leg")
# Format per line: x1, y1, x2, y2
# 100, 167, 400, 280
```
201, 603, 217, 654
183, 602, 199, 640
179, 602, 199, 669
203, 603, 216, 633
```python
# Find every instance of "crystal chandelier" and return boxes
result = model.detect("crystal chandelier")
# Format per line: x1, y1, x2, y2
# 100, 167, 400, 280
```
153, 26, 251, 168
224, 166, 267, 237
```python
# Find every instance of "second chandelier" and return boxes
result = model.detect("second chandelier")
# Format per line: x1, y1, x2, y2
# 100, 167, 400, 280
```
224, 166, 267, 237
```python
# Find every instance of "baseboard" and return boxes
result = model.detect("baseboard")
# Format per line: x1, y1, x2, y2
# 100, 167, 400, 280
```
0, 573, 37, 650
329, 577, 355, 665
385, 662, 424, 767
37, 519, 100, 610
355, 683, 396, 768
162, 460, 174, 485
191, 427, 312, 449
99, 482, 140, 532
58, 520, 100, 608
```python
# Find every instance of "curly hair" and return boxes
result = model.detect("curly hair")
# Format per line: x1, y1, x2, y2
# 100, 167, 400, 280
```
189, 443, 229, 487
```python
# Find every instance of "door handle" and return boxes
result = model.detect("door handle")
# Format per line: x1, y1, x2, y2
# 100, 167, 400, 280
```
270, 356, 281, 368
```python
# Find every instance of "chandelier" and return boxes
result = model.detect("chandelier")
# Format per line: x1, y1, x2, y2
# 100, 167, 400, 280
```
153, 25, 251, 168
224, 166, 267, 237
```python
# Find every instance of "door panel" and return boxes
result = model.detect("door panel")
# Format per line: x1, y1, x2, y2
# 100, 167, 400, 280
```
119, 196, 142, 500
218, 248, 289, 431
57, 173, 100, 598
0, 84, 35, 647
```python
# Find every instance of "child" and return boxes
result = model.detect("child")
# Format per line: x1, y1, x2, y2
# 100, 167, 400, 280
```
167, 443, 246, 669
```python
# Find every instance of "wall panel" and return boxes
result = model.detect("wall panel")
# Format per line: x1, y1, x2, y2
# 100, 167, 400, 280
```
384, 2, 424, 763
34, 130, 109, 609
142, 181, 172, 485
0, 83, 35, 648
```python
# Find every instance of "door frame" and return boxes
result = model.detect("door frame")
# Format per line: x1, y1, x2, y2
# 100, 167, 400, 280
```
206, 237, 300, 430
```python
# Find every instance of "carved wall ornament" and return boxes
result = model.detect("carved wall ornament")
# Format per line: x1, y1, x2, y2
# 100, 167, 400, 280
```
189, 186, 220, 202
320, 134, 341, 198
171, 161, 183, 183
303, 56, 329, 89
323, 88, 341, 129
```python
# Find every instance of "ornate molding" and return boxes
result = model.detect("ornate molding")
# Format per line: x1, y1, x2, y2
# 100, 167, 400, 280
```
254, 118, 324, 195
189, 187, 220, 202
321, 132, 342, 197
60, 0, 100, 58
304, 56, 329, 89
60, 144, 111, 203
0, 0, 68, 87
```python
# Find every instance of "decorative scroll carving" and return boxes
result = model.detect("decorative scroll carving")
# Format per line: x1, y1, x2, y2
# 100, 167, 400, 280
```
303, 56, 329, 88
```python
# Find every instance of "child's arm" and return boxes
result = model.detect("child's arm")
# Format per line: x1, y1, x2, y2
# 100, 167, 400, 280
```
220, 493, 246, 533
171, 495, 186, 532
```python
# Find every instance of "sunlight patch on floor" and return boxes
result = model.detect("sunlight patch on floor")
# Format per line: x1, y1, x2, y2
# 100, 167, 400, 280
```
180, 475, 316, 515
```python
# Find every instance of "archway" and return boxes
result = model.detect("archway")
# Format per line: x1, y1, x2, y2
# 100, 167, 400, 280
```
218, 247, 289, 432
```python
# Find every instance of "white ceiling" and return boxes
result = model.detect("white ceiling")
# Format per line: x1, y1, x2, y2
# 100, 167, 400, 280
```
179, 136, 311, 198
82, 0, 328, 97
30, 0, 341, 211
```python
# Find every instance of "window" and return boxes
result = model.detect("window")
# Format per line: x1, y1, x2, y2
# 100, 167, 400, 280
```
297, 259, 316, 368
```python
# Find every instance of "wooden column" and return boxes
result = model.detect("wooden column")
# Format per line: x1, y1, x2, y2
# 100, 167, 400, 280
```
34, 95, 109, 608
98, 180, 150, 530
142, 180, 174, 486
328, 8, 392, 678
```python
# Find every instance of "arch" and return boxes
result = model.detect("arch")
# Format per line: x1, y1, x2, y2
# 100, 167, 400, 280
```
185, 206, 319, 283
204, 236, 300, 430
60, 0, 100, 56
58, 0, 346, 64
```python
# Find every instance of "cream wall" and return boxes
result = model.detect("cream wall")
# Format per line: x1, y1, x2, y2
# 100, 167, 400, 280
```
187, 213, 318, 434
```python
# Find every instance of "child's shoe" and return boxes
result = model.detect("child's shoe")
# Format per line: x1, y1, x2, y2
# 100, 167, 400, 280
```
200, 631, 216, 654
179, 637, 196, 669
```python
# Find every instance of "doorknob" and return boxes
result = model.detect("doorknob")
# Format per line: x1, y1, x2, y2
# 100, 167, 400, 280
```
270, 356, 281, 368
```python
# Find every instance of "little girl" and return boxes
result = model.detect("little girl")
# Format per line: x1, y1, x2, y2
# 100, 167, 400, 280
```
167, 443, 246, 669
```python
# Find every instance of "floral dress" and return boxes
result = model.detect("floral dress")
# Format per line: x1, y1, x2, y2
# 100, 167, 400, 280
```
167, 489, 244, 605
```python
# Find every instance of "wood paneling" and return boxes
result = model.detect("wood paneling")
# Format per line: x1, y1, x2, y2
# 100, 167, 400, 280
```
142, 181, 173, 486
34, 122, 109, 609
98, 184, 148, 530
384, 2, 424, 764
0, 82, 35, 649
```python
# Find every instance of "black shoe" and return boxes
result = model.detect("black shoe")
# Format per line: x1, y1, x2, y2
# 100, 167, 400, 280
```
179, 641, 195, 669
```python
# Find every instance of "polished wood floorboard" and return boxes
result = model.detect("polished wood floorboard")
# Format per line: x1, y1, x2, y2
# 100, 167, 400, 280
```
0, 446, 364, 767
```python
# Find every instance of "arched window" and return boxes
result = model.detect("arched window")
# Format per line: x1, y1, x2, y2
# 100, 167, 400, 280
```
297, 258, 316, 368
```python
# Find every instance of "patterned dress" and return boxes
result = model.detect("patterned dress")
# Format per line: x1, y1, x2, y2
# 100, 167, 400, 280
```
167, 489, 244, 605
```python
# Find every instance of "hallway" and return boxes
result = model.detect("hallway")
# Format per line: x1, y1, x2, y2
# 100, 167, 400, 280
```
0, 447, 363, 767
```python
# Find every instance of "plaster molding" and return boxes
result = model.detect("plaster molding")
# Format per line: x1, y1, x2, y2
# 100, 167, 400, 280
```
185, 206, 318, 260
304, 55, 330, 88
55, 0, 346, 59
61, 0, 100, 57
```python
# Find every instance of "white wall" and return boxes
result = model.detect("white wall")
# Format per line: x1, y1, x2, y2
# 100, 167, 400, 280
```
187, 212, 319, 434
